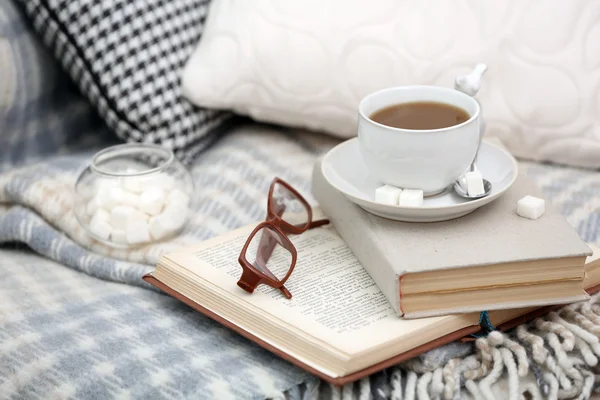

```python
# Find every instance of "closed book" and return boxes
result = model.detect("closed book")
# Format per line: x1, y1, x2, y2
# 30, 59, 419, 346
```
312, 158, 592, 318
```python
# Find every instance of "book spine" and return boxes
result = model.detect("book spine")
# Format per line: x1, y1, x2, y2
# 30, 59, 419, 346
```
312, 164, 403, 316
399, 275, 404, 316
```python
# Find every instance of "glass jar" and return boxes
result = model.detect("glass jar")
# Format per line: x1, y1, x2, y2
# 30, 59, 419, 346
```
74, 144, 194, 248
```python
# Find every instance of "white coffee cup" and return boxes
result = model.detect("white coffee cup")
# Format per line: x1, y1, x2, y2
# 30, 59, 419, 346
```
358, 85, 481, 196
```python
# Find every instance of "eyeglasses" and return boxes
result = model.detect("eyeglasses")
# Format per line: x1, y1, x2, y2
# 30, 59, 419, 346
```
237, 177, 329, 299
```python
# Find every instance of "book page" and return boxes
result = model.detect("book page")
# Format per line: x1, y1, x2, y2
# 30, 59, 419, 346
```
489, 249, 600, 327
193, 225, 394, 334
165, 223, 477, 354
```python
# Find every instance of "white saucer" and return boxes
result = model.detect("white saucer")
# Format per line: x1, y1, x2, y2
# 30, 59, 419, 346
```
321, 138, 518, 222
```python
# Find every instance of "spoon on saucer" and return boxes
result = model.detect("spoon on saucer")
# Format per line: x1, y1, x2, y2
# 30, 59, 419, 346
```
453, 63, 492, 200
453, 165, 492, 199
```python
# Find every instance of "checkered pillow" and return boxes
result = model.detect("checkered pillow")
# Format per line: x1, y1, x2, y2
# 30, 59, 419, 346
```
18, 0, 233, 164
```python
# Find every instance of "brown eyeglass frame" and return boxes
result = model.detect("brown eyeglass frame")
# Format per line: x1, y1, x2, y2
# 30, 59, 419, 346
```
237, 177, 329, 299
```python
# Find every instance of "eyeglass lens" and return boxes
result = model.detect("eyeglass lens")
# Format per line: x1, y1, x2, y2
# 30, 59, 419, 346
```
245, 225, 294, 282
271, 181, 309, 229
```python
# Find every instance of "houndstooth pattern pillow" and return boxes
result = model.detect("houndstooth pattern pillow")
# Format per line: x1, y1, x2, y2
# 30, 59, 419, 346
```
18, 0, 234, 164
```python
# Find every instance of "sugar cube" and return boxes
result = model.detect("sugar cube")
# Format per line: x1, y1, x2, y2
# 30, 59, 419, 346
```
95, 178, 119, 192
517, 195, 545, 220
98, 187, 126, 209
148, 214, 180, 240
110, 205, 147, 230
148, 216, 168, 240
121, 176, 144, 193
167, 188, 190, 207
110, 229, 128, 245
126, 220, 151, 244
89, 210, 112, 240
466, 171, 485, 197
399, 189, 423, 207
91, 208, 110, 222
120, 191, 140, 207
139, 187, 166, 215
375, 185, 402, 205
164, 203, 187, 228
86, 197, 101, 216
151, 203, 187, 237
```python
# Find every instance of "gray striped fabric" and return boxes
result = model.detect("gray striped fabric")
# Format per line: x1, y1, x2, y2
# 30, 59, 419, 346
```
0, 248, 315, 399
0, 0, 116, 170
1, 122, 600, 398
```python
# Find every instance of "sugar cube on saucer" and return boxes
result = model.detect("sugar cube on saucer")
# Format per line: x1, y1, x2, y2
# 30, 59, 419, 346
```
517, 196, 545, 220
375, 185, 402, 205
466, 171, 485, 197
399, 189, 423, 207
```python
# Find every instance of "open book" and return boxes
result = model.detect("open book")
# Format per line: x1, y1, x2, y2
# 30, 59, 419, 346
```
144, 218, 600, 385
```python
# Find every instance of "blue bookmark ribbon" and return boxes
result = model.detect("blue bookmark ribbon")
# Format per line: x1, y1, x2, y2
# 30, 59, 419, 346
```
470, 311, 496, 338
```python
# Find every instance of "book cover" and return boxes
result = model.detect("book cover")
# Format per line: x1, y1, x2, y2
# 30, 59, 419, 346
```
312, 158, 592, 317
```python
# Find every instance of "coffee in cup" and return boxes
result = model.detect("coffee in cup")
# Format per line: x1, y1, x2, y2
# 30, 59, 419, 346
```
369, 101, 470, 130
357, 85, 481, 196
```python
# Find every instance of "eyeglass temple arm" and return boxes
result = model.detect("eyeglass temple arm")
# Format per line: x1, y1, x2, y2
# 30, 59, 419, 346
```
279, 286, 292, 299
257, 219, 329, 272
258, 219, 328, 264
272, 194, 328, 230
308, 218, 329, 229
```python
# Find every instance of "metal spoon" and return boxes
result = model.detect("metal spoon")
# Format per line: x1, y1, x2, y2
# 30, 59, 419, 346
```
453, 167, 492, 199
453, 124, 492, 199
453, 63, 492, 200
453, 129, 492, 199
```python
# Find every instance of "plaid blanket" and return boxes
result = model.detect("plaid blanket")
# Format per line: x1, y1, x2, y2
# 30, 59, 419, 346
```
2, 123, 600, 399
0, 247, 314, 399
0, 0, 117, 171
0, 125, 340, 399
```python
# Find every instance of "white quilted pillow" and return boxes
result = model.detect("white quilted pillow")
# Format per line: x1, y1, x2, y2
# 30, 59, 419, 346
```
182, 0, 600, 168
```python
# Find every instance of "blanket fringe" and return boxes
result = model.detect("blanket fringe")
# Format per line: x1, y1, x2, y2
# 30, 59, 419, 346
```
282, 292, 600, 400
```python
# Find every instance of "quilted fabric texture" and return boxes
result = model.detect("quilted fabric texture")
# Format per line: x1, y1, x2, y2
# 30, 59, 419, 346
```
182, 0, 600, 168
18, 0, 233, 164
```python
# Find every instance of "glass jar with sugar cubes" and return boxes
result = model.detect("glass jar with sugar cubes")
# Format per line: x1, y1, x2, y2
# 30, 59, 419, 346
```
74, 144, 194, 248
